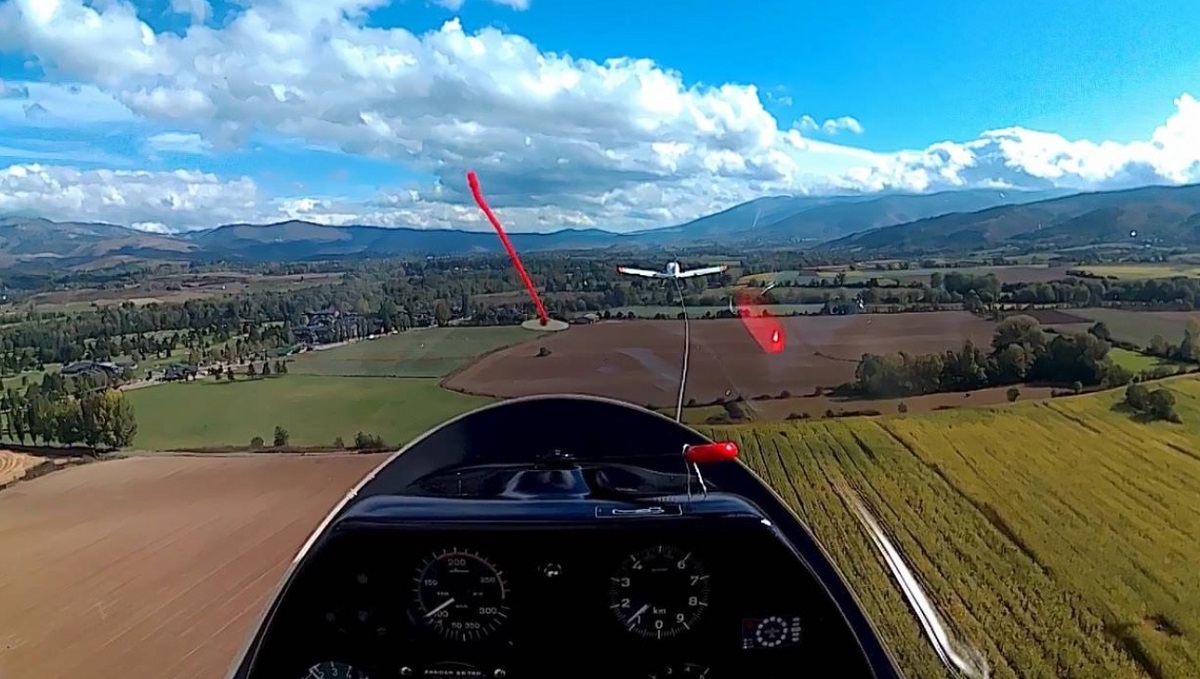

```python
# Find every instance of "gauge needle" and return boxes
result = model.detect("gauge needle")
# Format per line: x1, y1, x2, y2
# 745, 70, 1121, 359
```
425, 598, 456, 617
627, 604, 649, 626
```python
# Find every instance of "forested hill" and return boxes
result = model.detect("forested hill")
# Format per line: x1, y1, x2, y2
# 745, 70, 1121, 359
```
821, 183, 1200, 254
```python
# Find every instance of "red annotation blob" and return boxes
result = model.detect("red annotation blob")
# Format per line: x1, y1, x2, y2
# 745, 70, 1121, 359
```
467, 170, 551, 326
683, 441, 739, 465
732, 288, 786, 354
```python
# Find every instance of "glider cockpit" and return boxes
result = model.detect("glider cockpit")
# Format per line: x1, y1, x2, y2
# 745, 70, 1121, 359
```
226, 396, 904, 679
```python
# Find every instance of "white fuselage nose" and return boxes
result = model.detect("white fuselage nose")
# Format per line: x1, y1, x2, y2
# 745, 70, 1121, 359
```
666, 261, 680, 276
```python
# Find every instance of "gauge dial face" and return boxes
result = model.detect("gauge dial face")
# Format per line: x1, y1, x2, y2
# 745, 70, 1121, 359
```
413, 548, 509, 641
301, 661, 368, 679
755, 616, 789, 647
609, 545, 710, 639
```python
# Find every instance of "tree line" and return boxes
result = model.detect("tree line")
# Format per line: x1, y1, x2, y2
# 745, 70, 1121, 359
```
0, 384, 137, 449
848, 316, 1130, 399
218, 360, 289, 381
246, 427, 386, 451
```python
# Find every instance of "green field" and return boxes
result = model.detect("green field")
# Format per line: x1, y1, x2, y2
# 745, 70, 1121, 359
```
1066, 309, 1200, 348
290, 326, 544, 378
1109, 347, 1191, 373
131, 326, 546, 448
126, 375, 493, 449
702, 377, 1200, 678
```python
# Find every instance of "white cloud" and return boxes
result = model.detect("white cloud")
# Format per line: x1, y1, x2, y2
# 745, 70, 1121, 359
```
797, 115, 864, 135
824, 116, 864, 135
0, 0, 1196, 233
0, 162, 607, 232
145, 131, 212, 155
0, 164, 261, 229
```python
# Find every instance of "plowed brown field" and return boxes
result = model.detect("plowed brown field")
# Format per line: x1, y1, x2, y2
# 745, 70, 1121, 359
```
0, 453, 385, 679
444, 312, 997, 405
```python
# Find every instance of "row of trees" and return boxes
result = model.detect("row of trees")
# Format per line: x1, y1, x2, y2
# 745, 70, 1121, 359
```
850, 316, 1123, 399
218, 360, 290, 381
247, 429, 386, 451
0, 387, 137, 448
997, 276, 1200, 310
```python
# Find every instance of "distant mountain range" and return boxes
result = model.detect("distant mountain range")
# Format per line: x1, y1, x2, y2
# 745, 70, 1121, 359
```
2, 183, 1199, 269
820, 183, 1200, 253
631, 188, 1076, 245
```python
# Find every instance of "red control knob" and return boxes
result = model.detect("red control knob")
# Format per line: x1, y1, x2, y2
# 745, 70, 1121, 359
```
683, 441, 739, 465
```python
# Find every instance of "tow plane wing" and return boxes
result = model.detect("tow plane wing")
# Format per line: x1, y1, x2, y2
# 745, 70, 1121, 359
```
616, 266, 665, 278
675, 264, 728, 278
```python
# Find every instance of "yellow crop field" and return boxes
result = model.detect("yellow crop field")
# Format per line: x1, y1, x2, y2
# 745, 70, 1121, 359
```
705, 376, 1200, 678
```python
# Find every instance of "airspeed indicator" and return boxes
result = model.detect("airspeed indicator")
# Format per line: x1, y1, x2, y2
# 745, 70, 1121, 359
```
413, 548, 509, 641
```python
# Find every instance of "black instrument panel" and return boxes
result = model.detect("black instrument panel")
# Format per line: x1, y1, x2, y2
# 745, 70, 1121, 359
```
228, 397, 903, 679
252, 514, 863, 679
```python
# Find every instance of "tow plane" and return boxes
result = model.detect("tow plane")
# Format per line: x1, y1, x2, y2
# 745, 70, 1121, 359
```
617, 261, 728, 280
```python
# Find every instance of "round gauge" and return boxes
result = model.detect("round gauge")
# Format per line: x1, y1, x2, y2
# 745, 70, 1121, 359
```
609, 545, 711, 639
413, 548, 510, 641
300, 661, 368, 679
647, 663, 711, 678
754, 616, 789, 648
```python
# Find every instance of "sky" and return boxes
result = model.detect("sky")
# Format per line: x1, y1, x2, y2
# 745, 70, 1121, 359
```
0, 0, 1198, 234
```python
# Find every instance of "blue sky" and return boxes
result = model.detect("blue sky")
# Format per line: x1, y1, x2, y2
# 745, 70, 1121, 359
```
395, 0, 1200, 147
0, 0, 1198, 231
